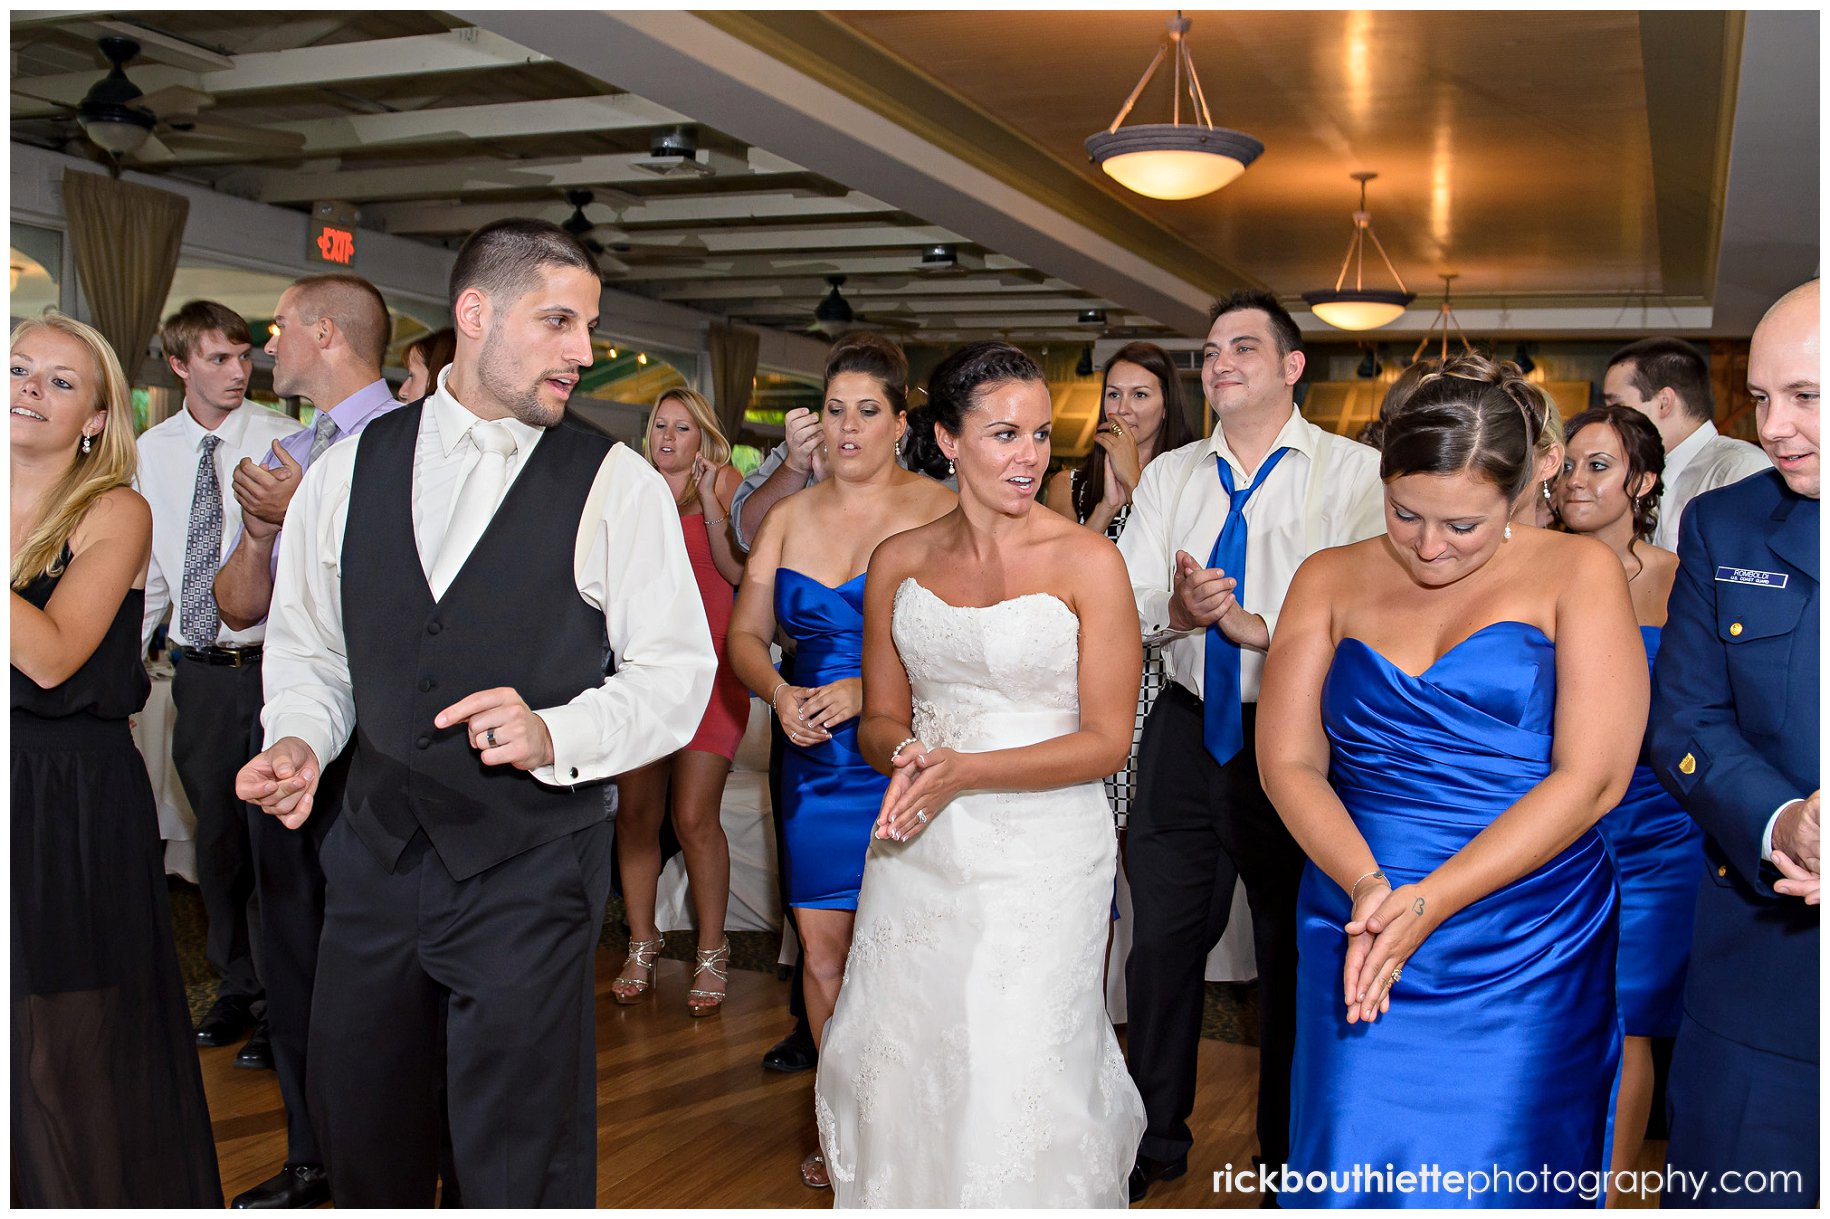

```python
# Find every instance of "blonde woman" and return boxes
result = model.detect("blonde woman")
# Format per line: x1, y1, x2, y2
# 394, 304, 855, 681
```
10, 313, 221, 1205
611, 386, 748, 1014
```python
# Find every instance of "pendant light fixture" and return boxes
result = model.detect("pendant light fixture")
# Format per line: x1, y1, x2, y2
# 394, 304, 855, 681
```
1084, 12, 1263, 201
1303, 172, 1414, 331
1412, 273, 1474, 363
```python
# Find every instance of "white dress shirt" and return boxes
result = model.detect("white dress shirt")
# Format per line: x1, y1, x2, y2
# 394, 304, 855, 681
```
1653, 420, 1771, 551
1118, 407, 1385, 703
136, 400, 305, 651
260, 370, 716, 790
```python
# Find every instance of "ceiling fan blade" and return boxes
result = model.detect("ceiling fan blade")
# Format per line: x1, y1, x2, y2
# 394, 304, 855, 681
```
137, 84, 216, 117
160, 119, 307, 150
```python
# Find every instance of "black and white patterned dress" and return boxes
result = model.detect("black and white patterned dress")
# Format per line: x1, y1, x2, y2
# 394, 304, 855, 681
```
1071, 469, 1167, 830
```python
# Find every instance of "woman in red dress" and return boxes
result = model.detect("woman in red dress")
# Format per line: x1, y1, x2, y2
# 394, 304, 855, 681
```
612, 386, 749, 1015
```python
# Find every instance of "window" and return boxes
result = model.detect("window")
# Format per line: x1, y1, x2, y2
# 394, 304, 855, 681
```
10, 224, 63, 323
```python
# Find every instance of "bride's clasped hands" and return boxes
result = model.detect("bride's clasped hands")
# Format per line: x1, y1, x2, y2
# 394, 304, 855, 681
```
871, 740, 973, 842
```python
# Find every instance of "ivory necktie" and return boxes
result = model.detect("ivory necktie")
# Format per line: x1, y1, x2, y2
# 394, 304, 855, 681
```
1202, 446, 1290, 765
179, 434, 223, 645
427, 422, 518, 599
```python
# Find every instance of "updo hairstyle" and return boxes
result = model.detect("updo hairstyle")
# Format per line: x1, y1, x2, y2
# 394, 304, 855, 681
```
925, 341, 1045, 436
824, 331, 909, 415
1378, 354, 1549, 502
1562, 404, 1666, 542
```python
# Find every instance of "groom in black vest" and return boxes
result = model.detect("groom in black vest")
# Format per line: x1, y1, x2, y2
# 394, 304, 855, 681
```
237, 219, 715, 1207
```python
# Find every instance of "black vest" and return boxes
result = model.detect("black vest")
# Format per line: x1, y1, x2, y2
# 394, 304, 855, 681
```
340, 403, 611, 880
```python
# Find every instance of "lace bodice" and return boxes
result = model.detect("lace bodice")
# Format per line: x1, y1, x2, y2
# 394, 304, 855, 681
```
891, 578, 1080, 752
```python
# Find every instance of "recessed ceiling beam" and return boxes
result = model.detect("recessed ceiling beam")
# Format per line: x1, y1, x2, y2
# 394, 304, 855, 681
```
238, 147, 804, 205
651, 276, 1081, 301
612, 253, 1035, 282
140, 94, 694, 165
11, 29, 553, 115
366, 189, 894, 235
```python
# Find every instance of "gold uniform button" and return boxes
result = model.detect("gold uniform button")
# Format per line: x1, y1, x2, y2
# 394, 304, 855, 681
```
1717, 866, 1729, 878
1679, 753, 1697, 775
1730, 622, 1744, 637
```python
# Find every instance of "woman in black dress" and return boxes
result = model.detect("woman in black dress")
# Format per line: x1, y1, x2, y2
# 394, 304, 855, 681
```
11, 313, 222, 1206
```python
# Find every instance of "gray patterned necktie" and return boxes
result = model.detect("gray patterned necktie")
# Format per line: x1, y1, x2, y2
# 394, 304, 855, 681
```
307, 410, 339, 463
180, 434, 223, 645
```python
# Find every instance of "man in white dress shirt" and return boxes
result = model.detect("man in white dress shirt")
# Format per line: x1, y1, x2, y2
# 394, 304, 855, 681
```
1604, 337, 1770, 550
236, 220, 715, 1207
137, 299, 301, 1063
1117, 291, 1384, 1201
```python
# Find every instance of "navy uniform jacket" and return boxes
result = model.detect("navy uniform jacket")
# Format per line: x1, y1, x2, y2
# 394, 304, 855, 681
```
1650, 469, 1819, 1063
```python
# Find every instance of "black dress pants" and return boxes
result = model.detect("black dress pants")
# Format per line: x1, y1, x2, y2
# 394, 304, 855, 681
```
171, 656, 264, 1001
308, 816, 613, 1208
245, 738, 347, 1169
1125, 686, 1304, 1172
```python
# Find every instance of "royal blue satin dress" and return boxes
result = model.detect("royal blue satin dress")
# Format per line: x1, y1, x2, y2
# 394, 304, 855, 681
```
776, 569, 887, 910
1289, 622, 1621, 1207
1593, 626, 1703, 1036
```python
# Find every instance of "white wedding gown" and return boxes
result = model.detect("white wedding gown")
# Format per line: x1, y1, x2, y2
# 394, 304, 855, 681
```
815, 579, 1145, 1208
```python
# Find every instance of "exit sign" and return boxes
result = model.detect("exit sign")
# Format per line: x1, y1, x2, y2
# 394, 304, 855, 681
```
309, 220, 357, 267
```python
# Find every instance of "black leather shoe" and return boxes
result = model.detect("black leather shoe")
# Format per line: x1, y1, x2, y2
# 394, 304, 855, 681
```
194, 994, 257, 1047
231, 1164, 331, 1209
761, 1022, 817, 1073
234, 1021, 274, 1070
1128, 1153, 1187, 1203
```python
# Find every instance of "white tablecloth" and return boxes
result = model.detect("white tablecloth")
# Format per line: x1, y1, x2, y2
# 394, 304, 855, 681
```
130, 664, 199, 883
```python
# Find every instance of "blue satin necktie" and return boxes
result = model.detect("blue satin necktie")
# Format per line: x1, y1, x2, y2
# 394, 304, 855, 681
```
1202, 446, 1291, 765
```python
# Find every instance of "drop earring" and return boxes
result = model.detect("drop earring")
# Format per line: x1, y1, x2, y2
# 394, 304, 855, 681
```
947, 459, 955, 476
1503, 522, 1513, 541
1540, 480, 1553, 504
80, 433, 93, 455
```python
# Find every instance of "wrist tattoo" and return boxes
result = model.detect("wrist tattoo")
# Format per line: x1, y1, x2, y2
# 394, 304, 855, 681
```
1412, 897, 1426, 917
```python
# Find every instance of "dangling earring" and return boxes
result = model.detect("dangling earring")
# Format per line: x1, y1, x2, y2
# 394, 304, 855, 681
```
1503, 523, 1513, 541
946, 458, 955, 476
1540, 480, 1553, 504
80, 433, 93, 455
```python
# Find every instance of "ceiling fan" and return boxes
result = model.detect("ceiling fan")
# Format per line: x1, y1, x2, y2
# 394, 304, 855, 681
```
560, 188, 708, 272
11, 35, 305, 171
806, 276, 919, 336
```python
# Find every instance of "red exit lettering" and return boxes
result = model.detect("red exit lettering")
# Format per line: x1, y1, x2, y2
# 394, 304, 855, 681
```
315, 226, 356, 265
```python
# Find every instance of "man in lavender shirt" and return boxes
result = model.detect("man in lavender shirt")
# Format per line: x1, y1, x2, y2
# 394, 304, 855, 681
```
213, 273, 399, 1210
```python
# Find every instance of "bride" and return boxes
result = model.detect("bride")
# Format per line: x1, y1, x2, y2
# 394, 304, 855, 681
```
814, 341, 1147, 1207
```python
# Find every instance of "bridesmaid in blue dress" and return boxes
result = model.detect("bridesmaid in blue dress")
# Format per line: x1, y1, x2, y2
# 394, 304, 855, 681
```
728, 332, 955, 1189
1554, 405, 1700, 1198
1258, 360, 1646, 1207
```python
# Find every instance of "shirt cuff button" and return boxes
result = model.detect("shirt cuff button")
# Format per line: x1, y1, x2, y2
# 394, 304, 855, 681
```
569, 767, 579, 780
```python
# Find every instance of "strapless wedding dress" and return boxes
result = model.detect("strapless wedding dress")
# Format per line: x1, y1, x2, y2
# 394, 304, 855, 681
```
815, 578, 1145, 1208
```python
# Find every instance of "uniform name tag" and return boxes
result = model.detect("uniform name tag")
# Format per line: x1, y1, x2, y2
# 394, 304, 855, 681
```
1715, 566, 1789, 589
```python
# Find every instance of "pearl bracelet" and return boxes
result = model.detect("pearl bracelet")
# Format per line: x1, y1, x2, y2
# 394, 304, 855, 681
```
889, 736, 921, 763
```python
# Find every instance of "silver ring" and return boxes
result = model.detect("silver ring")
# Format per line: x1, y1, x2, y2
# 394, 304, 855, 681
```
484, 729, 498, 749
914, 810, 928, 824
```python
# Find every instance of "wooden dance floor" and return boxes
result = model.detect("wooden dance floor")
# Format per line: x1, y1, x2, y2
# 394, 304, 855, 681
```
200, 948, 1262, 1208
201, 949, 1663, 1208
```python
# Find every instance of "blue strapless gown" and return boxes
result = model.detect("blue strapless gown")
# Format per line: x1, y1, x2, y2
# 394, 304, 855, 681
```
1290, 622, 1621, 1207
1593, 626, 1703, 1037
776, 569, 888, 910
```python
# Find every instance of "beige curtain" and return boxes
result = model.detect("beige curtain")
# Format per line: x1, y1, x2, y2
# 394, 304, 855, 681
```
62, 169, 190, 383
706, 322, 760, 442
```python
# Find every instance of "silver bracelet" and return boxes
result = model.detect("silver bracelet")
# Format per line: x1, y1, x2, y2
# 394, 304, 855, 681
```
889, 736, 921, 763
1349, 868, 1388, 902
768, 681, 790, 708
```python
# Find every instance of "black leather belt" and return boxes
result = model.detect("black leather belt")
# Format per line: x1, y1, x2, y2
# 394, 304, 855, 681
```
173, 644, 263, 668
